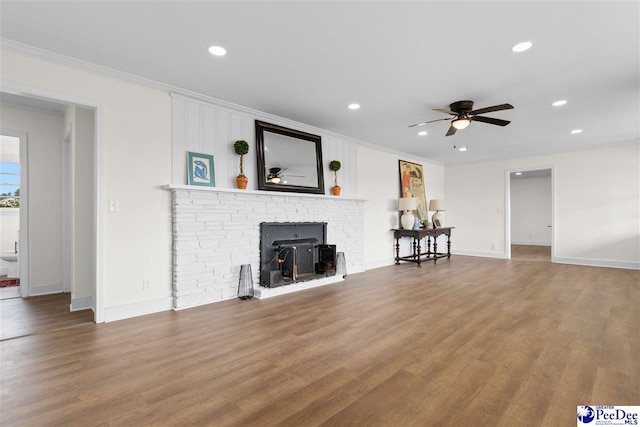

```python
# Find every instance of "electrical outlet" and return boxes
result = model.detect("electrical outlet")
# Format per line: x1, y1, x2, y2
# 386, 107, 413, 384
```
143, 278, 151, 291
108, 200, 120, 212
491, 243, 497, 251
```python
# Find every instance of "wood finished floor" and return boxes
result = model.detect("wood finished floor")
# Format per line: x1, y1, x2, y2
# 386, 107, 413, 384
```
1, 255, 638, 426
0, 293, 94, 341
511, 244, 551, 262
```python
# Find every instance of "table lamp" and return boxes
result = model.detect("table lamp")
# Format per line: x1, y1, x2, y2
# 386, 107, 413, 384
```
398, 197, 417, 229
429, 199, 445, 227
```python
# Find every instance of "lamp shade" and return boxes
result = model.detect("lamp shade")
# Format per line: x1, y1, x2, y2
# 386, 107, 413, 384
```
398, 197, 417, 211
429, 199, 445, 211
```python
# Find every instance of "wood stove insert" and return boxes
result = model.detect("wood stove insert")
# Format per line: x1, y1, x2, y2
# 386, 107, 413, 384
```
260, 222, 336, 288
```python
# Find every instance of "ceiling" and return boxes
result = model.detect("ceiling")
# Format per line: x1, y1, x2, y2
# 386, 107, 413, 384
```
1, 1, 638, 165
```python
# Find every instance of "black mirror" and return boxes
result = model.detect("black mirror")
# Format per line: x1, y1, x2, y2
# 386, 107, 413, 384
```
255, 120, 325, 194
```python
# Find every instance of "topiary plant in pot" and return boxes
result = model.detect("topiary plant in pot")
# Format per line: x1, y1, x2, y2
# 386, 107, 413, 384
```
233, 140, 249, 189
329, 160, 342, 196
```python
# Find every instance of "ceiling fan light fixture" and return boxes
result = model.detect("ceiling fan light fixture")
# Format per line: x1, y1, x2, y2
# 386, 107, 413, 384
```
452, 118, 471, 130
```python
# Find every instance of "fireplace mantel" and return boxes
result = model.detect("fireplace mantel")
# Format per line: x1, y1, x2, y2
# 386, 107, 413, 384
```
166, 185, 366, 309
164, 185, 366, 202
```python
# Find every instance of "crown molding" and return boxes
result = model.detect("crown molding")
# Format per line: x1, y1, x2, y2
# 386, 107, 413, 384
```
1, 38, 174, 93
1, 38, 443, 167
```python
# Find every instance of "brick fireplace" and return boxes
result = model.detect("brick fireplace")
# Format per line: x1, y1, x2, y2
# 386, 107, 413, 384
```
166, 186, 365, 309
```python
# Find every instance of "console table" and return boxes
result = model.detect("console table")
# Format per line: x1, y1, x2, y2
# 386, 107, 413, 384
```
393, 227, 454, 267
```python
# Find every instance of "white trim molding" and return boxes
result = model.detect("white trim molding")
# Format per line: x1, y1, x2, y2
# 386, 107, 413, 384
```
451, 249, 509, 260
29, 283, 64, 296
104, 297, 174, 323
70, 296, 94, 312
553, 257, 640, 270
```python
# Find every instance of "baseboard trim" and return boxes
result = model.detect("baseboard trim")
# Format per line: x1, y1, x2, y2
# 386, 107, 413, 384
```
511, 241, 551, 247
29, 282, 64, 296
70, 296, 94, 312
553, 256, 640, 270
451, 249, 508, 259
104, 296, 174, 323
364, 259, 395, 271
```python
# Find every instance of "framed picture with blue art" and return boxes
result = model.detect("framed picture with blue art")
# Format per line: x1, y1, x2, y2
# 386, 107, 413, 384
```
187, 152, 215, 187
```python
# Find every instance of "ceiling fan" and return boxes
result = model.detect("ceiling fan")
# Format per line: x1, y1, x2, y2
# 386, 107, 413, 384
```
267, 167, 304, 184
409, 100, 514, 136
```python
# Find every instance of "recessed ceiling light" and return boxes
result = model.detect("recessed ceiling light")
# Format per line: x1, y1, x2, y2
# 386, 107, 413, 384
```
347, 103, 360, 110
571, 129, 583, 134
459, 147, 468, 152
418, 131, 428, 136
515, 172, 522, 175
552, 100, 567, 107
511, 41, 532, 53
208, 46, 227, 56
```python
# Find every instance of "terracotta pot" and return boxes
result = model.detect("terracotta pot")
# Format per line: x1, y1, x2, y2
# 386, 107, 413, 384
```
331, 185, 341, 196
236, 174, 248, 189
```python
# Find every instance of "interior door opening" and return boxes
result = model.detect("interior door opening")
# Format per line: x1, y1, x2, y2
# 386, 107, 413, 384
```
1, 91, 98, 323
507, 168, 554, 262
0, 133, 24, 299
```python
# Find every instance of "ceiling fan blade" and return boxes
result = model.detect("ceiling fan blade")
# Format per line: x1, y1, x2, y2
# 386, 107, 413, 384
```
408, 117, 452, 127
433, 108, 456, 115
469, 103, 514, 115
445, 125, 457, 136
408, 121, 428, 128
471, 115, 511, 126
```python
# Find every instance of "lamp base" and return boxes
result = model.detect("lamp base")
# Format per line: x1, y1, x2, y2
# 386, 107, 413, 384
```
432, 211, 444, 227
401, 211, 415, 230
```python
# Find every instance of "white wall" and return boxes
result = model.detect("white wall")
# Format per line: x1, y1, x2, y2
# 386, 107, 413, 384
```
171, 94, 358, 197
1, 49, 173, 314
445, 144, 640, 268
0, 105, 65, 290
0, 211, 19, 254
0, 210, 19, 275
357, 146, 445, 269
511, 176, 551, 246
74, 107, 95, 305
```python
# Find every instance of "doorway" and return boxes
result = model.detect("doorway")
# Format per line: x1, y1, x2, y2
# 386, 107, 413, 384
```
506, 167, 554, 261
0, 90, 100, 321
0, 131, 28, 300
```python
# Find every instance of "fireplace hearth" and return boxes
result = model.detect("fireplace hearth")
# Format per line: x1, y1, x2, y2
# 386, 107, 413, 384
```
260, 222, 336, 288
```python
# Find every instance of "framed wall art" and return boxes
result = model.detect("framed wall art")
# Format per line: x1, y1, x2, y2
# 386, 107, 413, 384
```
399, 160, 428, 223
187, 151, 215, 187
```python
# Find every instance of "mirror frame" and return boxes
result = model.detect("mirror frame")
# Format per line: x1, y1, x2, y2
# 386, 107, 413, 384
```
255, 120, 325, 194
